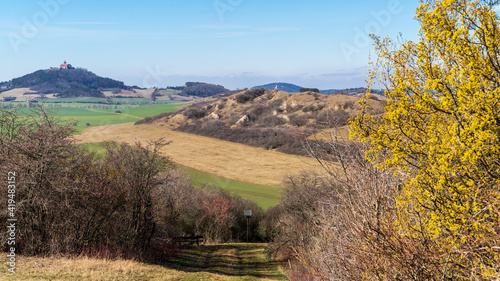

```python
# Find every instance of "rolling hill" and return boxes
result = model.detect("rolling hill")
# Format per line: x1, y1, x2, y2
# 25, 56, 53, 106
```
0, 68, 130, 98
137, 88, 384, 156
252, 82, 302, 93
73, 122, 322, 187
0, 67, 231, 102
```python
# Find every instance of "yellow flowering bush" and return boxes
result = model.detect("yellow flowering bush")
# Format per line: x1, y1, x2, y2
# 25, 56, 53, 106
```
352, 0, 500, 279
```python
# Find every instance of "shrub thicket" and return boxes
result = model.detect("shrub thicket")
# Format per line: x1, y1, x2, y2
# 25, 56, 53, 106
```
235, 89, 266, 103
0, 107, 266, 261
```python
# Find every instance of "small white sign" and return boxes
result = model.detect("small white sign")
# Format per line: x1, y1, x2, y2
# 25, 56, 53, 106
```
244, 210, 252, 217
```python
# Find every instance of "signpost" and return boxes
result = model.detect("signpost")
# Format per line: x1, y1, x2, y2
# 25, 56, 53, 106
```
244, 210, 252, 242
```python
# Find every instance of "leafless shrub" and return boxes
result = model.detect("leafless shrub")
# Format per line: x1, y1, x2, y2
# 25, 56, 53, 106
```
176, 123, 313, 156
289, 114, 309, 127
342, 101, 355, 110
269, 127, 406, 280
269, 97, 283, 106
183, 106, 207, 119
315, 109, 350, 128
235, 89, 266, 103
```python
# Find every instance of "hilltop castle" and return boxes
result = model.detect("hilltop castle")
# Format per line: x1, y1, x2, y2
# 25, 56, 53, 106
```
50, 60, 74, 70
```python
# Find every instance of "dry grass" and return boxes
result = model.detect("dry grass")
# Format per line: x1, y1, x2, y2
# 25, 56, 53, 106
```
0, 88, 40, 101
1, 244, 286, 280
1, 255, 182, 281
134, 89, 156, 98
307, 125, 351, 141
102, 88, 155, 98
73, 123, 324, 187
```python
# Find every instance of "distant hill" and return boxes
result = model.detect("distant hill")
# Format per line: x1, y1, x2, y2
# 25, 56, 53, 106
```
320, 89, 340, 95
179, 82, 230, 98
322, 87, 384, 95
0, 68, 130, 98
251, 83, 384, 97
137, 88, 385, 156
251, 82, 302, 93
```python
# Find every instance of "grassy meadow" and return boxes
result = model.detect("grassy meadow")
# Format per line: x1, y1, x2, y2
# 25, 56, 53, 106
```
176, 165, 282, 210
45, 102, 183, 133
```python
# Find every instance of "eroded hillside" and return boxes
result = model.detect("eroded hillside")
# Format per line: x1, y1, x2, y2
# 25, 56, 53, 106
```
137, 89, 384, 156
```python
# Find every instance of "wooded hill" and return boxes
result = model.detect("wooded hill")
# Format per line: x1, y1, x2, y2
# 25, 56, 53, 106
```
0, 69, 131, 98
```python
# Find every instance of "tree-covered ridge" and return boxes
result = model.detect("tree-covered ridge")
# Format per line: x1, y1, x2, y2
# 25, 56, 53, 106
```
0, 69, 130, 98
179, 82, 229, 97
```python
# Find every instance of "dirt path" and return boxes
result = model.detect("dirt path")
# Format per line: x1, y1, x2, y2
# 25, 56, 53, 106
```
73, 123, 323, 187
167, 243, 287, 280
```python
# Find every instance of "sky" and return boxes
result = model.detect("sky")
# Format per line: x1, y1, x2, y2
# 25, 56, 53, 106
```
0, 0, 421, 90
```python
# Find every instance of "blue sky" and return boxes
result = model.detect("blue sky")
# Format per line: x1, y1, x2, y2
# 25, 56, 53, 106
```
0, 0, 421, 89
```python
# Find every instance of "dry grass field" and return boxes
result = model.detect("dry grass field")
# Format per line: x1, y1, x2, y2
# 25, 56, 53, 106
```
102, 88, 155, 98
74, 123, 324, 187
0, 88, 41, 101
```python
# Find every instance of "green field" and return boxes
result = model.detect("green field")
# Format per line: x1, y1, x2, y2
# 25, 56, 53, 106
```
177, 165, 282, 210
38, 97, 109, 103
1, 99, 282, 209
52, 103, 183, 133
32, 97, 180, 105
0, 101, 184, 134
89, 103, 185, 117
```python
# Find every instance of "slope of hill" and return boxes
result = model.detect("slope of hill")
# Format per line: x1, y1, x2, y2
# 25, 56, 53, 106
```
252, 82, 302, 93
74, 123, 322, 187
138, 88, 384, 156
0, 68, 130, 98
